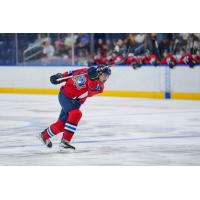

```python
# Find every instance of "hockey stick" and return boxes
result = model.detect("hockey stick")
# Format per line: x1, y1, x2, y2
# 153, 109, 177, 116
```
57, 72, 88, 82
56, 46, 131, 82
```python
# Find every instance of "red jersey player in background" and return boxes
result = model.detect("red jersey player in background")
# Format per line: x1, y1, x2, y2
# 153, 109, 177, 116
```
38, 65, 111, 151
160, 49, 177, 68
125, 53, 141, 69
177, 48, 196, 67
193, 49, 200, 64
141, 50, 159, 66
108, 51, 124, 65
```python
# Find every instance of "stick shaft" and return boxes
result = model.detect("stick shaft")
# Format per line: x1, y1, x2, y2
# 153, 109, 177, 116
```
57, 72, 88, 82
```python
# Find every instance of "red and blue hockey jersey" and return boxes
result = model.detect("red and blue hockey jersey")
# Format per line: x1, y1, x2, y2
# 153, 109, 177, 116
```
60, 68, 104, 104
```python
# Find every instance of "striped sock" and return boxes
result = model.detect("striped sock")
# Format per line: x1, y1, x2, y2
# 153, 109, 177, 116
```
63, 122, 77, 141
47, 126, 56, 138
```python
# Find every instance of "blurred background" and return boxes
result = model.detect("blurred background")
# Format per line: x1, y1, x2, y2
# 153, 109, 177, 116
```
1, 33, 200, 67
0, 33, 200, 100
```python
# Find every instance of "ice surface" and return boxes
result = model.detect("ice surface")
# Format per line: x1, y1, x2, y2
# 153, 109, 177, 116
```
0, 93, 200, 165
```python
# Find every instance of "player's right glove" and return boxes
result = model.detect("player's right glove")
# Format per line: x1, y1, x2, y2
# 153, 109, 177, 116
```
50, 73, 64, 84
88, 67, 99, 80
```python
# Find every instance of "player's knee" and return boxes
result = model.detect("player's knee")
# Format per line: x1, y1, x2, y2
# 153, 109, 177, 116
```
68, 109, 82, 122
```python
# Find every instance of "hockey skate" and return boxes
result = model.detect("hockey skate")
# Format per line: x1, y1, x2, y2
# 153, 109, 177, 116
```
38, 130, 52, 148
59, 139, 75, 152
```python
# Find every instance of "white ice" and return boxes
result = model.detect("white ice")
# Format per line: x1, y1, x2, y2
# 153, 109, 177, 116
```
0, 93, 200, 165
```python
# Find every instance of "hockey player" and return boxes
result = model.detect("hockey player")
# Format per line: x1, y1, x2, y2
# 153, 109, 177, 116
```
177, 48, 196, 68
160, 49, 177, 68
141, 50, 159, 66
193, 49, 200, 64
108, 51, 124, 65
38, 65, 111, 151
125, 53, 141, 69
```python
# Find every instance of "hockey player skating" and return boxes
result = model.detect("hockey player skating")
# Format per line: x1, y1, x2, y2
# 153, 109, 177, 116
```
38, 65, 111, 151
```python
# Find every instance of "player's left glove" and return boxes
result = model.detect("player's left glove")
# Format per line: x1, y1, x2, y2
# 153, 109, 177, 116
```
50, 73, 64, 84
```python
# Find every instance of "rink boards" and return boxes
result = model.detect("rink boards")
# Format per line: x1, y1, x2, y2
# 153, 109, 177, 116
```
0, 65, 200, 100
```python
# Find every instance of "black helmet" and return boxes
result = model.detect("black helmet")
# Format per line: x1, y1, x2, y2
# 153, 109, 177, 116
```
88, 65, 111, 80
88, 67, 99, 80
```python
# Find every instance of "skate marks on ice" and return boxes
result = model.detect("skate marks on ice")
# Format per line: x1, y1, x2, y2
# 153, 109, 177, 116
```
0, 94, 200, 165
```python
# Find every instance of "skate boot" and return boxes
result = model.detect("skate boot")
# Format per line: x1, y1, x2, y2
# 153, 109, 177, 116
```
38, 130, 52, 148
59, 139, 75, 152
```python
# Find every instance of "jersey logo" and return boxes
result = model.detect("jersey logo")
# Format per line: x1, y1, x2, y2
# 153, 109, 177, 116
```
72, 74, 86, 89
92, 84, 101, 91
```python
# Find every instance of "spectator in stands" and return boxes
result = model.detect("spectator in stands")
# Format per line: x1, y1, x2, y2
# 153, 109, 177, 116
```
158, 36, 170, 56
114, 38, 126, 55
172, 34, 188, 54
186, 34, 200, 54
42, 40, 55, 59
134, 33, 146, 55
33, 33, 50, 48
63, 49, 72, 65
64, 34, 72, 51
76, 33, 90, 52
3, 33, 200, 66
76, 50, 88, 65
105, 39, 114, 51
124, 33, 137, 50
96, 38, 108, 57
64, 33, 78, 53
54, 36, 64, 56
96, 38, 104, 52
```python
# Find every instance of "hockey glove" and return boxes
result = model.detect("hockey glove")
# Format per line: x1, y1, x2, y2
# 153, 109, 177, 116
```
132, 62, 141, 70
50, 73, 64, 85
88, 67, 99, 80
188, 61, 196, 68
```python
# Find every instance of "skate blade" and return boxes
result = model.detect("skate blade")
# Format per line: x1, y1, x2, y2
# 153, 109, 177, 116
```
59, 146, 75, 153
37, 134, 45, 145
37, 134, 52, 148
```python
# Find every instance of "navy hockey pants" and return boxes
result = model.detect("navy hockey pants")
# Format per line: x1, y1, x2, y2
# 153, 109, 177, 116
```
58, 90, 81, 123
